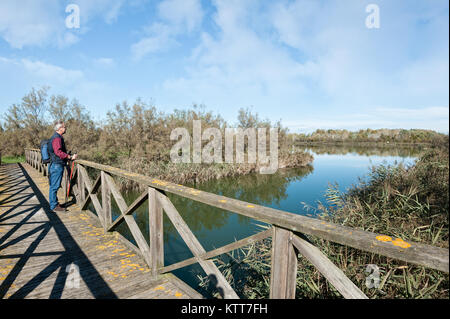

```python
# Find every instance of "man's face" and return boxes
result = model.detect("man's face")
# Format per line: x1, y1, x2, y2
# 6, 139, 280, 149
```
59, 124, 66, 135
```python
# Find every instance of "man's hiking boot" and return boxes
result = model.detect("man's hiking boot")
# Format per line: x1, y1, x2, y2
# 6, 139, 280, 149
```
53, 204, 67, 212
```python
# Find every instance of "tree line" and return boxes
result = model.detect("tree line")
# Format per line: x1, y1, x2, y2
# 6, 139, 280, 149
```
292, 128, 448, 145
0, 87, 290, 164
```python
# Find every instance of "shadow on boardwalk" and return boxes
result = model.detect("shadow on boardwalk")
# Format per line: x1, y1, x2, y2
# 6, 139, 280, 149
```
1, 163, 202, 299
0, 163, 117, 299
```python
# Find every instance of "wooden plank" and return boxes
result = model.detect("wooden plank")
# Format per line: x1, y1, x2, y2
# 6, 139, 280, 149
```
72, 184, 80, 204
78, 203, 148, 262
68, 158, 448, 273
79, 165, 85, 203
269, 227, 297, 299
108, 189, 148, 232
88, 173, 101, 195
156, 192, 204, 256
37, 153, 42, 174
156, 192, 239, 299
63, 166, 67, 203
291, 232, 368, 299
149, 187, 164, 277
78, 167, 104, 228
100, 171, 112, 228
104, 173, 152, 268
80, 174, 100, 210
100, 171, 111, 228
161, 228, 272, 274
162, 273, 203, 299
65, 163, 77, 199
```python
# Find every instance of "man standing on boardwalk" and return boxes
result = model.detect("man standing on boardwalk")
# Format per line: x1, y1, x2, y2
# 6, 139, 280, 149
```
48, 121, 77, 212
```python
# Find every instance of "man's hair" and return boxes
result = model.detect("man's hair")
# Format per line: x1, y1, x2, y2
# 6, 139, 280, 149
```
54, 120, 65, 131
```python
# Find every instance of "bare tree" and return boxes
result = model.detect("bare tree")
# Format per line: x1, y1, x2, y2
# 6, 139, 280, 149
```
2, 87, 50, 155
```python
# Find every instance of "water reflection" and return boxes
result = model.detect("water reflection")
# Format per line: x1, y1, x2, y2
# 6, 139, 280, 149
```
184, 164, 314, 214
297, 143, 426, 157
111, 164, 314, 245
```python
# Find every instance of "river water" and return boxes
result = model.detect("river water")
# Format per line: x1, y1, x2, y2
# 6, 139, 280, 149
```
92, 145, 423, 296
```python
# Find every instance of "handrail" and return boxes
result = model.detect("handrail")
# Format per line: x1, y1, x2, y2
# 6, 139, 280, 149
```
24, 148, 449, 299
73, 158, 448, 273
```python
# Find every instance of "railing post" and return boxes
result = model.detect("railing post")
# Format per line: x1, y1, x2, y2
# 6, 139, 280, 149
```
62, 166, 67, 201
270, 226, 298, 299
290, 233, 368, 299
77, 165, 85, 204
149, 187, 164, 277
37, 152, 42, 174
101, 171, 112, 229
105, 173, 153, 266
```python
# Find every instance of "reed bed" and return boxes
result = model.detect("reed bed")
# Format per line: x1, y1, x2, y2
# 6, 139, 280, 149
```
200, 147, 449, 299
91, 150, 313, 191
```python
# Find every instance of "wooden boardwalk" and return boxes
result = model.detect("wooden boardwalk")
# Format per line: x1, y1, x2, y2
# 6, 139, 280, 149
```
7, 148, 448, 300
0, 162, 202, 299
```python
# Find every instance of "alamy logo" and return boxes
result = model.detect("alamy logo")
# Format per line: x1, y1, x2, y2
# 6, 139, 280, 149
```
365, 4, 380, 29
65, 263, 80, 289
65, 4, 80, 29
170, 120, 279, 174
365, 264, 380, 289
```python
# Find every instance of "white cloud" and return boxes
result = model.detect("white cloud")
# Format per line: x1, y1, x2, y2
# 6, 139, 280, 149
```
20, 59, 84, 83
397, 56, 449, 100
271, 0, 322, 51
374, 106, 449, 121
159, 0, 320, 111
93, 57, 115, 68
0, 0, 129, 49
0, 0, 64, 48
0, 55, 121, 120
72, 0, 127, 24
131, 23, 177, 60
131, 0, 203, 60
155, 0, 448, 129
158, 0, 203, 32
0, 56, 84, 85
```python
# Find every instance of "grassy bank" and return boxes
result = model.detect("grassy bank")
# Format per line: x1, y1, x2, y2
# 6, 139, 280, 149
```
1, 155, 25, 164
205, 144, 449, 299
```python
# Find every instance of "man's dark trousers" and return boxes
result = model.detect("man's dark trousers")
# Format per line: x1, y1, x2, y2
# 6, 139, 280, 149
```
49, 162, 64, 210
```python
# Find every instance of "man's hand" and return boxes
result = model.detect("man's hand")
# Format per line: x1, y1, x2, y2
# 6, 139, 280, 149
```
70, 154, 78, 160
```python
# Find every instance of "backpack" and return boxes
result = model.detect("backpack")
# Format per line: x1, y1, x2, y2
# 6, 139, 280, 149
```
40, 139, 51, 164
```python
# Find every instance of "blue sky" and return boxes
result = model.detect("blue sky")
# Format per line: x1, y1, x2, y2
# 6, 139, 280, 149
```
0, 0, 448, 133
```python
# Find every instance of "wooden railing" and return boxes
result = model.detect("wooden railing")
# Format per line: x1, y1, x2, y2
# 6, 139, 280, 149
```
24, 148, 449, 299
